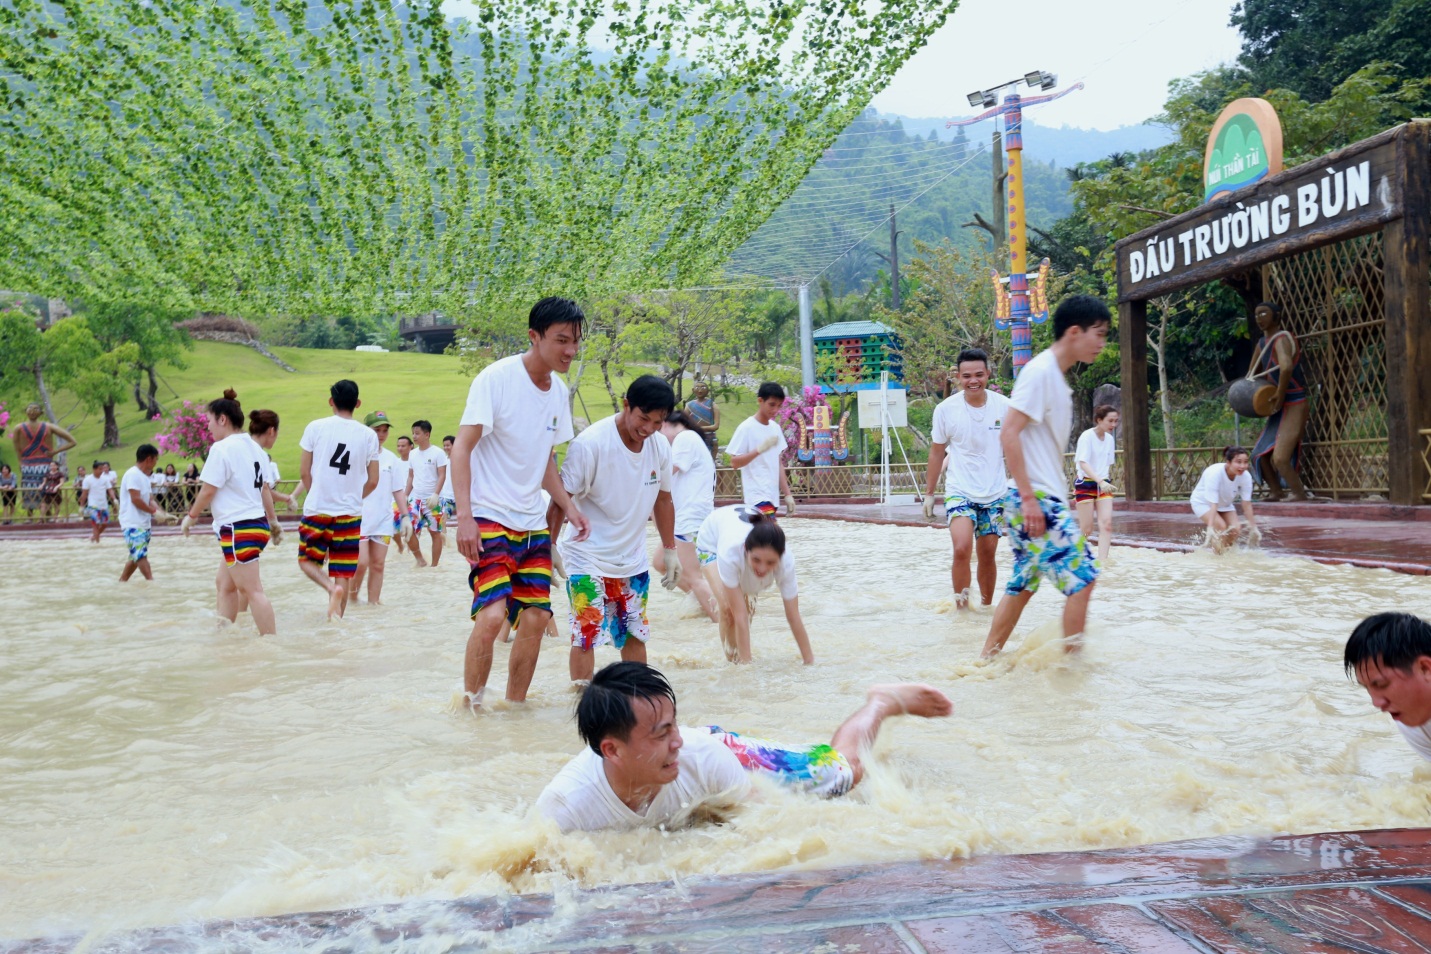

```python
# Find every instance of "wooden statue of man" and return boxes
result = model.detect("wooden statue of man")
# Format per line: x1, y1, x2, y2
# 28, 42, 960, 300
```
1246, 302, 1309, 501
12, 403, 77, 516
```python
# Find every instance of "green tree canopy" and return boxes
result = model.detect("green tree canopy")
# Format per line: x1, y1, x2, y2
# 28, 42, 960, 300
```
0, 0, 957, 328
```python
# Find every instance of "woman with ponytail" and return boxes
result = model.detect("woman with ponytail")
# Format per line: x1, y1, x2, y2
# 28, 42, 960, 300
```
694, 504, 813, 665
182, 389, 280, 634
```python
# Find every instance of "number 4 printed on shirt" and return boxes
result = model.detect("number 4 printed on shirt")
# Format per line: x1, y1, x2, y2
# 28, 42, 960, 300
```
329, 443, 351, 475
253, 461, 264, 489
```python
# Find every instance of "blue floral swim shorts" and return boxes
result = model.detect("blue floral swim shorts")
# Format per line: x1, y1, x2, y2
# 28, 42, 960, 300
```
123, 527, 150, 562
945, 492, 1007, 537
1002, 487, 1099, 597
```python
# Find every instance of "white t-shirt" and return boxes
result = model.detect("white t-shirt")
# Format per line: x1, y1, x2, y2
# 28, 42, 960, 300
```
119, 466, 153, 530
727, 416, 784, 507
558, 416, 672, 578
536, 728, 752, 833
930, 391, 1011, 504
361, 447, 402, 538
459, 353, 574, 531
1398, 722, 1431, 762
1007, 349, 1073, 500
1190, 463, 1253, 512
300, 416, 380, 517
408, 444, 448, 501
200, 432, 269, 527
82, 472, 115, 509
439, 449, 455, 500
265, 459, 280, 487
1074, 428, 1117, 483
696, 506, 798, 599
393, 458, 411, 498
670, 429, 715, 536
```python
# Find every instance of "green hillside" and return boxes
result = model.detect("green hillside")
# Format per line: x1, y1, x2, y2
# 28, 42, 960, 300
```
2, 342, 758, 477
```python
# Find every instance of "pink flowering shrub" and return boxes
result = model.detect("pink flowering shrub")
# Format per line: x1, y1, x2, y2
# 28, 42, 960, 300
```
0, 401, 9, 437
152, 400, 214, 459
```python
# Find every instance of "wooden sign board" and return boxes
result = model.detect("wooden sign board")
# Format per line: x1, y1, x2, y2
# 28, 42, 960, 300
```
1116, 128, 1405, 302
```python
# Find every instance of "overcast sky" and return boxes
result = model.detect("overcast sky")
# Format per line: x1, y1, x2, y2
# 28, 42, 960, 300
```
874, 0, 1245, 129
442, 0, 1244, 132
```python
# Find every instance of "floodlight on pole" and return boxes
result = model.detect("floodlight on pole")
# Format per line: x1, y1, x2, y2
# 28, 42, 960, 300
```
948, 73, 1084, 377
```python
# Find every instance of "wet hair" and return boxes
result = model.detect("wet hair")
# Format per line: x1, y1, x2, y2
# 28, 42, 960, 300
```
135, 443, 159, 462
665, 409, 717, 452
757, 381, 786, 402
955, 347, 989, 370
443, 435, 455, 444
249, 409, 280, 436
1094, 404, 1118, 421
626, 374, 676, 415
743, 509, 786, 556
208, 388, 243, 429
330, 379, 359, 412
1345, 613, 1431, 676
577, 661, 678, 756
529, 296, 585, 337
1223, 445, 1250, 462
1053, 295, 1112, 340
412, 420, 432, 435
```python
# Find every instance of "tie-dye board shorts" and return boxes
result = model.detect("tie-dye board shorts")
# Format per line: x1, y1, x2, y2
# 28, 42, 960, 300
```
1002, 488, 1099, 597
566, 572, 650, 651
944, 492, 1007, 537
705, 726, 854, 798
123, 527, 151, 562
410, 498, 444, 533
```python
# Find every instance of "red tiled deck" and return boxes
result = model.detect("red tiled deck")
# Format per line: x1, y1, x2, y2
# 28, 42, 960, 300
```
8, 828, 1431, 952
797, 499, 1431, 575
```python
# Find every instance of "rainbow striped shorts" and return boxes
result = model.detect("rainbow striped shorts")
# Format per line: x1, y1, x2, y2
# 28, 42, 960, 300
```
217, 518, 270, 567
705, 726, 854, 798
467, 521, 552, 626
298, 513, 362, 578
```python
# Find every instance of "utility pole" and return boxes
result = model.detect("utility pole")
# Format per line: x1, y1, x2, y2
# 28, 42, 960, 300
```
875, 203, 905, 310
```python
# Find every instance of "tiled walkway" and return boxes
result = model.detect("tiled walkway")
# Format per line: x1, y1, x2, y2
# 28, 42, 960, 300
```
10, 829, 1431, 952
799, 499, 1431, 575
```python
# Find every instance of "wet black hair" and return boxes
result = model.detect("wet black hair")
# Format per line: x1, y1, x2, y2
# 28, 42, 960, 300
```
1345, 613, 1431, 676
135, 444, 159, 462
756, 381, 786, 402
742, 509, 786, 556
955, 347, 989, 370
626, 374, 676, 415
412, 420, 432, 435
330, 379, 359, 412
529, 296, 585, 337
208, 388, 243, 429
1053, 294, 1112, 340
577, 661, 678, 756
1223, 445, 1250, 461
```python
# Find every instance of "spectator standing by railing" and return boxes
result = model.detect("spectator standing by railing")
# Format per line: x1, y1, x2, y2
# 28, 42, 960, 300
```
0, 464, 16, 523
40, 462, 64, 520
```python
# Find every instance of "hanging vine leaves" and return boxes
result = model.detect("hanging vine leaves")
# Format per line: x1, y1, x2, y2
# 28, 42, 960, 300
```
0, 0, 958, 331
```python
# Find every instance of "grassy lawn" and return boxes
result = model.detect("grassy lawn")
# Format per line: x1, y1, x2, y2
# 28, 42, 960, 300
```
3, 342, 760, 476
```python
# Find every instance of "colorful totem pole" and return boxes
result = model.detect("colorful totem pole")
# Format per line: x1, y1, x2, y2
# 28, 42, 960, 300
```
949, 80, 1083, 377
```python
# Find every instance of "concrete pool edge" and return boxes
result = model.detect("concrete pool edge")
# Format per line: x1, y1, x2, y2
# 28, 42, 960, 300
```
8, 827, 1431, 952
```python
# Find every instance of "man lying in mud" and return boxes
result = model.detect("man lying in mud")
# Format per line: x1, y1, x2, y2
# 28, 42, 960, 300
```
536, 661, 952, 832
1346, 612, 1431, 762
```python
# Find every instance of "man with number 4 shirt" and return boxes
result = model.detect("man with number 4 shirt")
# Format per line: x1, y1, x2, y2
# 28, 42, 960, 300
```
297, 380, 379, 619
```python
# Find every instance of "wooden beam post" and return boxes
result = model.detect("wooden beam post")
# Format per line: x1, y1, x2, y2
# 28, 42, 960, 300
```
1384, 122, 1431, 506
1119, 298, 1152, 501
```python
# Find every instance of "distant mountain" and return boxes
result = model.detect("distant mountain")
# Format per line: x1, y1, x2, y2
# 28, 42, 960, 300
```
875, 113, 1174, 168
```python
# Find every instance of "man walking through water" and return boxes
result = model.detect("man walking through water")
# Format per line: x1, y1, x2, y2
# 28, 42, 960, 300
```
924, 348, 1010, 610
407, 420, 448, 567
537, 661, 952, 832
296, 379, 379, 619
451, 296, 591, 709
549, 375, 679, 688
118, 443, 174, 581
727, 382, 795, 515
11, 402, 77, 518
981, 295, 1110, 658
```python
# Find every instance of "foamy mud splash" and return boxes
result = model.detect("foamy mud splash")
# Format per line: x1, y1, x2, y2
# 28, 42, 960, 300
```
3, 520, 1430, 945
